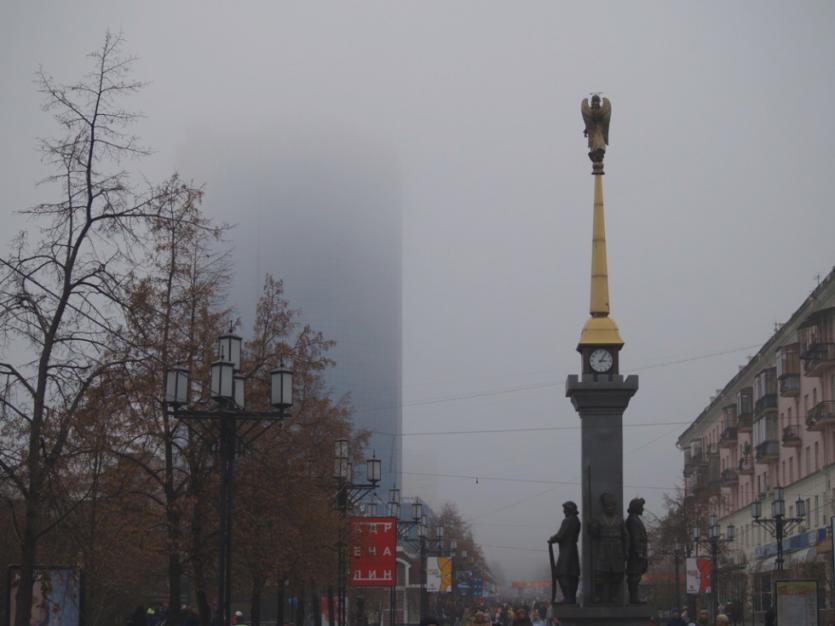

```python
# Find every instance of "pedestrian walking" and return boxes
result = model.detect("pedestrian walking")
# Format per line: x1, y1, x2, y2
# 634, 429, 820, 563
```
666, 609, 686, 626
128, 607, 148, 626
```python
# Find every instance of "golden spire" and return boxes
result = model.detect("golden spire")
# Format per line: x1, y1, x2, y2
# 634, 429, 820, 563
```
578, 172, 624, 348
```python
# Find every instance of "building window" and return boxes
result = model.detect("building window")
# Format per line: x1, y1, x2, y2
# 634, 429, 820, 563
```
782, 460, 786, 485
815, 495, 820, 527
813, 387, 818, 407
815, 441, 820, 471
807, 446, 812, 474
790, 457, 794, 483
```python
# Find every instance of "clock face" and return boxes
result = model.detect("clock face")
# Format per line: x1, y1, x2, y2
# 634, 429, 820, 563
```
589, 348, 614, 373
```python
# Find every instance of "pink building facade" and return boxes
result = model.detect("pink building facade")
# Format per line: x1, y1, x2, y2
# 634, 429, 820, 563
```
678, 268, 835, 618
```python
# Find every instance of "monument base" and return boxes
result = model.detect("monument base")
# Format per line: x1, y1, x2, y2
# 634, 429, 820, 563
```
551, 604, 653, 626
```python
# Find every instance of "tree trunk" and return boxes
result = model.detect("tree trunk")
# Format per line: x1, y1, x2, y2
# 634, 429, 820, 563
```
295, 582, 305, 626
276, 585, 285, 626
167, 506, 183, 626
191, 498, 212, 626
250, 581, 263, 626
15, 494, 40, 626
311, 584, 321, 626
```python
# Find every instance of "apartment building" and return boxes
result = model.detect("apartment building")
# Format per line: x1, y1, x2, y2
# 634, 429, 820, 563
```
677, 267, 835, 616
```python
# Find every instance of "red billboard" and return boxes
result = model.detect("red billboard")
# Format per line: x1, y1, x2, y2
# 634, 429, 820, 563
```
350, 516, 397, 587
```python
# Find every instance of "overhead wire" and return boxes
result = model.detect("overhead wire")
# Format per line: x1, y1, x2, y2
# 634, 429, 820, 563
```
353, 341, 762, 417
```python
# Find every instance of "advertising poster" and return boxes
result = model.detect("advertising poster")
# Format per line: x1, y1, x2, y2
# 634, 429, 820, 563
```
8, 567, 81, 626
426, 557, 453, 593
438, 557, 452, 593
685, 558, 711, 594
775, 579, 817, 626
350, 516, 396, 587
426, 557, 441, 592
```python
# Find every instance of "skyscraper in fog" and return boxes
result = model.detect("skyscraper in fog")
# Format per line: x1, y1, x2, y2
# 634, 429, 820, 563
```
181, 128, 403, 492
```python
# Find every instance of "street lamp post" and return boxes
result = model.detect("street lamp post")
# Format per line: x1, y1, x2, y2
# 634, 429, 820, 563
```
333, 440, 382, 626
752, 486, 806, 572
164, 334, 293, 626
388, 491, 423, 626
692, 513, 735, 620
672, 542, 685, 613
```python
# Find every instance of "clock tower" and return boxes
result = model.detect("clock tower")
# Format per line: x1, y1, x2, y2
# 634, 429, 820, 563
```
555, 95, 647, 626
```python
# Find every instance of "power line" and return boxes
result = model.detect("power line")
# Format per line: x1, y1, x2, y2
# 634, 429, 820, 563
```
402, 470, 675, 491
373, 420, 691, 438
481, 544, 544, 553
356, 342, 761, 416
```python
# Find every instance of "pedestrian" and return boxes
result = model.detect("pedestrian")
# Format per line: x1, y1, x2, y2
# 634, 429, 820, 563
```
763, 605, 775, 626
128, 607, 148, 626
420, 617, 441, 626
695, 610, 710, 626
511, 608, 533, 626
666, 609, 686, 626
714, 615, 729, 626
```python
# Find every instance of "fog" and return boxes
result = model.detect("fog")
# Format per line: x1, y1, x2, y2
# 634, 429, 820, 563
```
2, 1, 835, 583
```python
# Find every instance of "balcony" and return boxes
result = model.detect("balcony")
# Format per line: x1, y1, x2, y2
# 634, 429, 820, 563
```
720, 468, 739, 485
782, 425, 802, 447
683, 451, 706, 475
755, 440, 780, 463
738, 456, 754, 474
719, 426, 738, 448
779, 374, 801, 397
754, 393, 778, 417
800, 343, 835, 377
737, 411, 753, 432
806, 401, 835, 431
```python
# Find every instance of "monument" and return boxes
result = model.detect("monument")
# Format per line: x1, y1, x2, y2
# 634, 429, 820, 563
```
551, 95, 651, 626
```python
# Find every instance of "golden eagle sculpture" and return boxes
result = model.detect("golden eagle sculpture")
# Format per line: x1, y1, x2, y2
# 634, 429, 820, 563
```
581, 94, 611, 172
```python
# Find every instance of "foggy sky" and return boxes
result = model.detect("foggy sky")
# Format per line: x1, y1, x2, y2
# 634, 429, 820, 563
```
2, 1, 835, 582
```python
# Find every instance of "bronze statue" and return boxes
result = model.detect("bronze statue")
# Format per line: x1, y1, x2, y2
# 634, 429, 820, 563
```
588, 492, 626, 604
625, 497, 648, 604
547, 500, 580, 604
580, 94, 612, 167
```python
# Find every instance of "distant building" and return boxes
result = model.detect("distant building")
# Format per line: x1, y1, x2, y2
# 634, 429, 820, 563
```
677, 267, 835, 618
184, 131, 403, 494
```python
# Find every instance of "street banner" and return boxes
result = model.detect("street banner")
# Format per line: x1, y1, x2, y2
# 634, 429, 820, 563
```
427, 556, 442, 592
8, 567, 82, 626
439, 557, 452, 592
320, 595, 347, 626
426, 556, 453, 592
350, 516, 397, 587
511, 580, 550, 589
685, 558, 711, 594
775, 579, 818, 626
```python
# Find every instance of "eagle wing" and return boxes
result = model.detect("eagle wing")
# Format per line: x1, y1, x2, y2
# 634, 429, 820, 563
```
581, 98, 592, 131
601, 97, 612, 145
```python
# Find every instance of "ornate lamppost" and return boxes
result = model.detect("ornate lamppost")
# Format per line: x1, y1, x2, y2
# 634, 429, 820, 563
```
692, 513, 735, 620
387, 490, 423, 626
333, 439, 382, 626
165, 332, 293, 626
752, 486, 806, 572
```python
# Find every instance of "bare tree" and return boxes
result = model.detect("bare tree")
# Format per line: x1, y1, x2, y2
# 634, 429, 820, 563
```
0, 32, 198, 626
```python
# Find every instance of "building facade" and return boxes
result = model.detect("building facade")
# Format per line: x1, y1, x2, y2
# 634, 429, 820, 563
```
678, 267, 835, 619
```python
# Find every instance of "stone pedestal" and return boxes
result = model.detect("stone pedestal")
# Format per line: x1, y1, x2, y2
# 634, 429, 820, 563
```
566, 373, 638, 606
551, 604, 653, 626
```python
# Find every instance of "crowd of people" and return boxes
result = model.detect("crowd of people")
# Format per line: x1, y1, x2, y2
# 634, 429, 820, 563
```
420, 601, 740, 626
